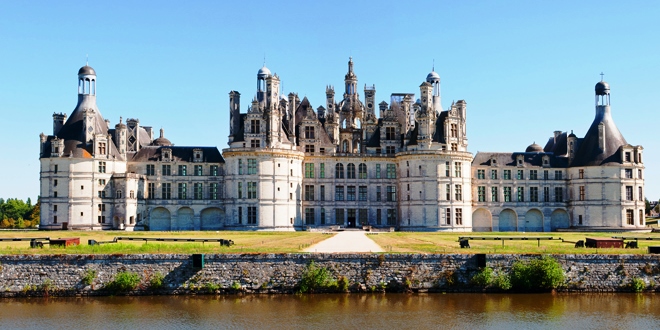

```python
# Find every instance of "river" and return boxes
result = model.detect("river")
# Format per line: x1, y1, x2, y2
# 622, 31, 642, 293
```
1, 294, 659, 329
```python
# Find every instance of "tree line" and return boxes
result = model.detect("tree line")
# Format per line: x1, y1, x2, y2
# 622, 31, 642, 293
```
0, 197, 40, 229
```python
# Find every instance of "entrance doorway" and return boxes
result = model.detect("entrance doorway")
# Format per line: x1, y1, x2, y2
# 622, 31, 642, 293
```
347, 209, 356, 228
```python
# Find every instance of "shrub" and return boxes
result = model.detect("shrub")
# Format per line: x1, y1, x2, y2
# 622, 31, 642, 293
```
230, 281, 242, 291
82, 268, 97, 286
39, 279, 54, 296
471, 267, 494, 287
205, 282, 220, 293
297, 261, 338, 293
493, 274, 512, 291
337, 276, 349, 292
105, 271, 141, 293
629, 277, 645, 293
510, 256, 564, 292
149, 272, 164, 290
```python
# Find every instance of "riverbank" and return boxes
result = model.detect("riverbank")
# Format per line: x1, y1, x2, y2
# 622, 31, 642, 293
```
1, 253, 660, 297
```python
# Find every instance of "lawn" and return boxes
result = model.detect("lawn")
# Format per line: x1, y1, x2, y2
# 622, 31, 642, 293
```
368, 231, 660, 254
0, 230, 329, 254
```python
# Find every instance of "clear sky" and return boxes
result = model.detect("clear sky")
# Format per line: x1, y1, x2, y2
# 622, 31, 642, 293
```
1, 0, 659, 201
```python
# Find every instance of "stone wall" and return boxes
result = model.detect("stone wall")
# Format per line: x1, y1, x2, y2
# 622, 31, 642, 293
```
1, 253, 659, 297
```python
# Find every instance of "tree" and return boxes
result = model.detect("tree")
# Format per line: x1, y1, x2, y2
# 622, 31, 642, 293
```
646, 198, 652, 215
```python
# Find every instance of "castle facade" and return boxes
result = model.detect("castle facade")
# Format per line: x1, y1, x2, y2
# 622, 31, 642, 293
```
38, 59, 646, 231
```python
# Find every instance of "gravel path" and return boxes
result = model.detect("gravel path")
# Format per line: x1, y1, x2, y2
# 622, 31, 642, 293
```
304, 230, 384, 253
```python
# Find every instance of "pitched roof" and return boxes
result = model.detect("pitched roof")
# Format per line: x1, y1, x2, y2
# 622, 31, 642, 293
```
131, 146, 224, 163
571, 106, 626, 167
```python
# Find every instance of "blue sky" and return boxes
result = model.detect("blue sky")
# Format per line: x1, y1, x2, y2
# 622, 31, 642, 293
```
1, 0, 659, 201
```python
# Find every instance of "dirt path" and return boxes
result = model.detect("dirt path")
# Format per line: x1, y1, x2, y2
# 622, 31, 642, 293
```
304, 231, 384, 253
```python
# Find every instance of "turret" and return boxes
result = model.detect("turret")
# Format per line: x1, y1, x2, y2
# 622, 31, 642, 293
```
229, 90, 241, 143
53, 113, 67, 135
115, 117, 127, 158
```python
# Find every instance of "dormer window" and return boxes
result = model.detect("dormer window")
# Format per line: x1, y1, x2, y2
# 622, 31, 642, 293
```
162, 148, 172, 161
193, 148, 203, 163
516, 155, 524, 166
625, 151, 631, 162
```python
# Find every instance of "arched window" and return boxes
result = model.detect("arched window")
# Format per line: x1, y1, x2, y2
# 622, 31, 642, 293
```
358, 163, 367, 179
342, 140, 349, 153
335, 163, 344, 179
347, 163, 356, 179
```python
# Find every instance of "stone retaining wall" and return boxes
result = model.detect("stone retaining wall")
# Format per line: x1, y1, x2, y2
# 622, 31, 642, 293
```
1, 253, 659, 297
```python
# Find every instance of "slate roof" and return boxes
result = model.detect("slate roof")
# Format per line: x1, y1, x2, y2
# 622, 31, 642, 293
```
571, 107, 627, 167
131, 146, 224, 163
472, 152, 569, 168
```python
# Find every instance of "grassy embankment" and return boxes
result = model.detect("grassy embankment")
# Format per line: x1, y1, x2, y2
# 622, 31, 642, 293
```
0, 230, 658, 255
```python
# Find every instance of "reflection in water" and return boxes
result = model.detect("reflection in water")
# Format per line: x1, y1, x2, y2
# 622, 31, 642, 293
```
1, 294, 660, 329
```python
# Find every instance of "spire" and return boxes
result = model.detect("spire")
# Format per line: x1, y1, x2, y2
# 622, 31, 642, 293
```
160, 127, 164, 138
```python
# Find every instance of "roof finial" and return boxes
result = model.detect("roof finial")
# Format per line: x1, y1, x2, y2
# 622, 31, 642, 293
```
600, 72, 605, 81
263, 53, 266, 66
432, 59, 435, 72
86, 54, 88, 66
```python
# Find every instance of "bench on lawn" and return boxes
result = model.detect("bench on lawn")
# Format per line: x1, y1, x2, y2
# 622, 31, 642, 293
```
458, 236, 556, 248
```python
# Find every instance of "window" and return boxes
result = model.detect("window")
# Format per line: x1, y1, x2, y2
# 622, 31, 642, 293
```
491, 187, 498, 202
210, 183, 218, 200
148, 183, 155, 199
53, 164, 58, 173
98, 204, 105, 212
210, 165, 219, 176
97, 191, 104, 198
376, 209, 382, 225
503, 170, 511, 180
386, 146, 396, 154
347, 186, 356, 201
491, 170, 498, 180
530, 170, 537, 180
554, 187, 563, 202
347, 163, 356, 179
146, 164, 155, 176
385, 127, 396, 140
376, 186, 381, 201
250, 139, 259, 148
238, 159, 243, 175
386, 164, 396, 179
639, 186, 643, 201
335, 164, 344, 179
320, 208, 326, 225
446, 184, 451, 200
517, 187, 524, 202
375, 164, 381, 178
456, 208, 462, 225
238, 182, 243, 199
578, 214, 583, 225
305, 145, 314, 153
359, 186, 367, 201
238, 206, 243, 224
162, 183, 171, 199
477, 169, 485, 179
445, 208, 451, 225
178, 165, 187, 176
579, 186, 585, 201
504, 187, 512, 202
320, 185, 325, 201
305, 163, 314, 178
454, 162, 462, 177
54, 216, 57, 223
247, 159, 257, 174
387, 209, 396, 225
624, 169, 633, 179
387, 186, 396, 202
116, 190, 122, 199
319, 163, 325, 178
305, 126, 315, 139
638, 169, 643, 179
304, 185, 314, 201
625, 152, 631, 162
305, 208, 315, 225
250, 120, 260, 134
450, 123, 458, 137
544, 187, 550, 202
98, 161, 106, 173
336, 208, 344, 225
626, 186, 633, 201
455, 184, 462, 201
98, 142, 106, 155
247, 206, 257, 224
98, 216, 105, 224
335, 186, 344, 201
445, 162, 450, 177
555, 170, 562, 180
358, 163, 367, 179
544, 170, 549, 180
640, 209, 644, 226
130, 190, 134, 198
477, 186, 486, 202
178, 183, 187, 199
579, 169, 584, 179
194, 165, 203, 176
54, 179, 58, 187
517, 170, 523, 180
530, 187, 538, 202
162, 165, 171, 176
626, 209, 634, 225
194, 183, 203, 199
451, 143, 458, 151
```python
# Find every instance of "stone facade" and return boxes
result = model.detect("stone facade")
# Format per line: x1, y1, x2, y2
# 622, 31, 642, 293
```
1, 254, 659, 296
39, 61, 644, 231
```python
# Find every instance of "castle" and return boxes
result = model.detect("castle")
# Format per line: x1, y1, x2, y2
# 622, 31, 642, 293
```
38, 59, 646, 231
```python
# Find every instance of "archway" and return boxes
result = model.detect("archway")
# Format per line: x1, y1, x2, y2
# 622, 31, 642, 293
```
176, 207, 194, 231
498, 209, 517, 232
201, 207, 224, 230
550, 209, 570, 230
524, 209, 544, 232
150, 207, 171, 231
472, 208, 492, 232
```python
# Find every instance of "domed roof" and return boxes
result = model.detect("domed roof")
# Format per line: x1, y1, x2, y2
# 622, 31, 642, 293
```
525, 142, 544, 153
78, 65, 96, 76
595, 81, 610, 95
152, 137, 172, 146
426, 71, 440, 83
257, 66, 271, 77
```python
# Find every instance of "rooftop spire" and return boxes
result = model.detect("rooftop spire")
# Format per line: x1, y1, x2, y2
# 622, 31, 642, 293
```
600, 72, 605, 81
